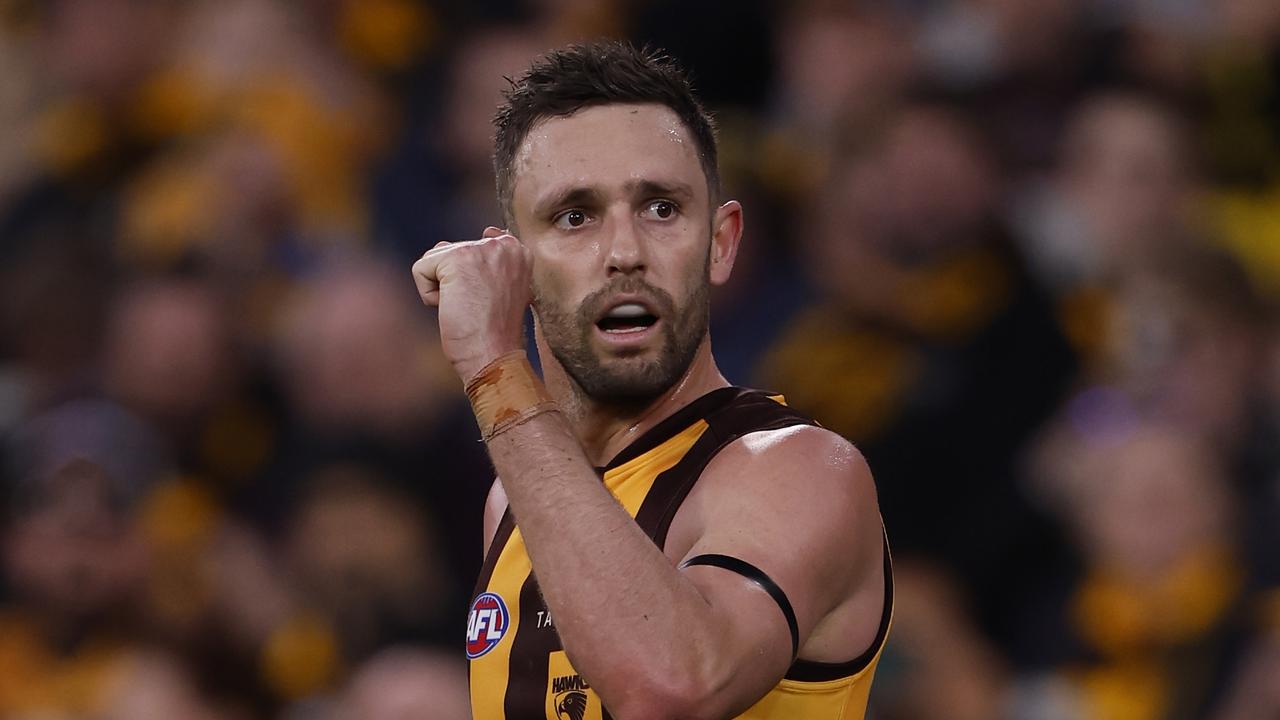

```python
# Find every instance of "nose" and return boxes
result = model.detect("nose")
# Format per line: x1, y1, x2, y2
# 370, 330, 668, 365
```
605, 208, 647, 277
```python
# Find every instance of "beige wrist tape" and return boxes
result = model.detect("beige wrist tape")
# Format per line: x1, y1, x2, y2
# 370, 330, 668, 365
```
464, 351, 557, 441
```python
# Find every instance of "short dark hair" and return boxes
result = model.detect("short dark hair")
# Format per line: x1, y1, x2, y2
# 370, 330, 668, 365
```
493, 41, 720, 225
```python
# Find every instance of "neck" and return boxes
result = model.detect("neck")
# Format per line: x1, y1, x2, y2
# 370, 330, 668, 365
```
541, 337, 729, 466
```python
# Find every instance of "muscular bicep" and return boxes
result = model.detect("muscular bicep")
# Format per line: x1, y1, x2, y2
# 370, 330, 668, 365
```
667, 426, 884, 710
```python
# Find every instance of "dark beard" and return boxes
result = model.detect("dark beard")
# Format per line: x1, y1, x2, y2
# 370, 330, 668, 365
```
534, 268, 709, 405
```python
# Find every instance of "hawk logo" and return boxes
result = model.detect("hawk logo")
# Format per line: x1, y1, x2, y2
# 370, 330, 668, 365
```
465, 592, 509, 659
554, 690, 588, 720
546, 652, 599, 720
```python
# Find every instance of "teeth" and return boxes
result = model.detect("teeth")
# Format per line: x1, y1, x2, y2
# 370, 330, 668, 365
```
606, 303, 649, 319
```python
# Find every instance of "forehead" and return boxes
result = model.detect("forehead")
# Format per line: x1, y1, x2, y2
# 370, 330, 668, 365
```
511, 103, 705, 212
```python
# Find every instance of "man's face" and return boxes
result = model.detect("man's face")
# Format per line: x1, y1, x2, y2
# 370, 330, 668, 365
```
509, 103, 734, 403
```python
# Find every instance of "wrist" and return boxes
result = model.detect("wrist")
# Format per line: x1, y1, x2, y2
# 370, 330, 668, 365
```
464, 351, 558, 441
453, 342, 522, 382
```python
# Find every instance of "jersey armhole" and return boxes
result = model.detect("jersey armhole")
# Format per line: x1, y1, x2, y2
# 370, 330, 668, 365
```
784, 530, 893, 683
681, 553, 801, 659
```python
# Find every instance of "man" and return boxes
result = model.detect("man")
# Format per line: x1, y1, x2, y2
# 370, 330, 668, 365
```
412, 42, 890, 720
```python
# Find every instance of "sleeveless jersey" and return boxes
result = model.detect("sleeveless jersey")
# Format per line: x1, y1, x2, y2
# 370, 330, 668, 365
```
466, 387, 893, 719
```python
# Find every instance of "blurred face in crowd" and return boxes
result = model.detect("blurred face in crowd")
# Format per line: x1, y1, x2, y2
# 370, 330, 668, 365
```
1108, 267, 1261, 444
277, 263, 450, 433
444, 28, 546, 175
1215, 0, 1280, 43
509, 103, 739, 403
100, 651, 230, 720
104, 280, 231, 423
42, 0, 175, 100
802, 106, 995, 316
875, 107, 996, 259
4, 460, 146, 621
1071, 425, 1231, 579
812, 106, 994, 266
775, 7, 910, 131
337, 648, 471, 720
286, 468, 443, 653
1062, 95, 1193, 270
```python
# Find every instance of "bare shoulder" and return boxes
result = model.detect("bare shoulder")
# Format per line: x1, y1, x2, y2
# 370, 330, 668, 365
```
669, 424, 881, 575
705, 425, 877, 523
720, 424, 872, 482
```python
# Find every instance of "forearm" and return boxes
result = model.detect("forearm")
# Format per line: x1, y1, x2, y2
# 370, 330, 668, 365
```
486, 409, 727, 713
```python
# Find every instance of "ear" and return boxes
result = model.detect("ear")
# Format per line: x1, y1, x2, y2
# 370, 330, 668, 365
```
708, 200, 743, 286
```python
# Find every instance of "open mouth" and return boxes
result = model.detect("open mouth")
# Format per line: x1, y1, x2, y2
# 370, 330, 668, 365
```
596, 302, 660, 335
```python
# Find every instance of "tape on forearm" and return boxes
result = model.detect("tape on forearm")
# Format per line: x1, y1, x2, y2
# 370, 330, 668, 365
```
464, 351, 558, 441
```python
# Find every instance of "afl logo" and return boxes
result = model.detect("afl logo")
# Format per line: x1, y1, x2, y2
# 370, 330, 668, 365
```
466, 592, 509, 659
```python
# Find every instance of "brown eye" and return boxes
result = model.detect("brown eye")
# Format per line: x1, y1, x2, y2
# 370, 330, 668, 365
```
645, 200, 677, 220
554, 209, 590, 230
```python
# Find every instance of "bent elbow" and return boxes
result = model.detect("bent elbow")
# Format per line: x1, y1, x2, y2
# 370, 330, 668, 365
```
606, 675, 723, 720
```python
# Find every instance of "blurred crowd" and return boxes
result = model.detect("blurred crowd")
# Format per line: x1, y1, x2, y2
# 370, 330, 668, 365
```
2, 0, 1280, 718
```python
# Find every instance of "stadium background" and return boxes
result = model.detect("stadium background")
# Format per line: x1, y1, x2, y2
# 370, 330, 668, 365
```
2, 0, 1280, 717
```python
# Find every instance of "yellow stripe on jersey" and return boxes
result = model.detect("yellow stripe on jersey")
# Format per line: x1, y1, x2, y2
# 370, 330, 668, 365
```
736, 634, 891, 719
469, 529, 531, 716
601, 419, 709, 509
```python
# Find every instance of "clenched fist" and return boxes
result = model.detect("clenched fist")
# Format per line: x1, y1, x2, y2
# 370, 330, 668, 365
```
412, 226, 533, 382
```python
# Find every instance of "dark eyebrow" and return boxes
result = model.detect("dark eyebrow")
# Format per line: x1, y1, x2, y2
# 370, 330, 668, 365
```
626, 179, 695, 204
532, 186, 603, 218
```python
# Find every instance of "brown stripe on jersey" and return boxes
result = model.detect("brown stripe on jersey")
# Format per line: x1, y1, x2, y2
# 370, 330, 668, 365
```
501, 469, 619, 720
602, 387, 740, 470
633, 428, 723, 547
634, 389, 816, 548
503, 571, 554, 717
500, 580, 620, 720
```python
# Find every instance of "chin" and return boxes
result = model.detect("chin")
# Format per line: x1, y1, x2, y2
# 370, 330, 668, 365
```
577, 358, 682, 403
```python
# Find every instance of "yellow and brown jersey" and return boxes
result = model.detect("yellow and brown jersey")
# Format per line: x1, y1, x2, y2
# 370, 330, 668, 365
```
466, 387, 893, 719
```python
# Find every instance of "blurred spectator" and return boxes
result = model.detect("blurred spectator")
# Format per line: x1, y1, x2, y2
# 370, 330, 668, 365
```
116, 0, 390, 272
98, 649, 243, 720
0, 234, 111, 421
872, 558, 1010, 720
1015, 92, 1198, 295
1103, 248, 1267, 455
773, 3, 912, 146
272, 260, 451, 438
0, 399, 161, 715
265, 259, 492, 611
1031, 419, 1246, 720
284, 465, 452, 660
330, 646, 470, 720
1011, 91, 1204, 392
754, 3, 913, 209
370, 21, 547, 264
104, 276, 234, 428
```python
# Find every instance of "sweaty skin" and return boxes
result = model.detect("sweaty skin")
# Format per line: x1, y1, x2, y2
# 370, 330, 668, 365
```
413, 103, 884, 720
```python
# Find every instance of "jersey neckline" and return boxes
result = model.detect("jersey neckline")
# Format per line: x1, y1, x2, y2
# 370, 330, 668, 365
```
598, 386, 748, 473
